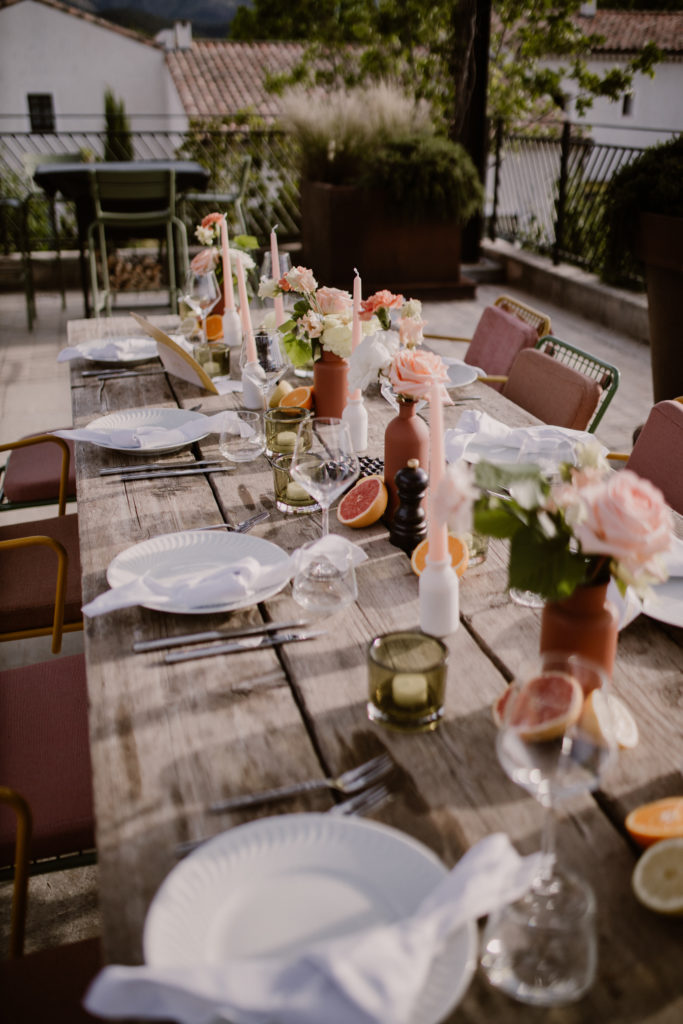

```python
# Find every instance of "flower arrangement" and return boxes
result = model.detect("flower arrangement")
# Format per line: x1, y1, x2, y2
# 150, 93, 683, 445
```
434, 443, 674, 602
191, 212, 258, 290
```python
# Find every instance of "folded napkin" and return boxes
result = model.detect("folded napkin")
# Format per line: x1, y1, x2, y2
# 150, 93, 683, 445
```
52, 411, 233, 451
58, 337, 159, 363
291, 535, 368, 574
663, 534, 683, 577
84, 832, 541, 1024
445, 410, 606, 470
82, 554, 293, 617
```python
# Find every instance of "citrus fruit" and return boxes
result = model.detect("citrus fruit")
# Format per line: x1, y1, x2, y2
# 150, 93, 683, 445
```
410, 535, 469, 578
580, 690, 639, 749
492, 686, 515, 727
507, 671, 584, 742
280, 385, 313, 410
269, 379, 294, 409
205, 314, 223, 341
625, 797, 683, 848
337, 476, 388, 528
632, 838, 683, 915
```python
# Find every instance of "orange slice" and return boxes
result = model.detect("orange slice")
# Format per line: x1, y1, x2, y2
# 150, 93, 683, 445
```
280, 385, 314, 410
337, 476, 388, 528
625, 797, 683, 849
410, 535, 469, 578
507, 671, 584, 742
205, 314, 223, 341
632, 838, 683, 915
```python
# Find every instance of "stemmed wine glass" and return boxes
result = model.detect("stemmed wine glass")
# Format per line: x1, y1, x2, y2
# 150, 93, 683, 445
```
239, 330, 289, 406
481, 651, 617, 1006
290, 417, 359, 538
182, 269, 220, 344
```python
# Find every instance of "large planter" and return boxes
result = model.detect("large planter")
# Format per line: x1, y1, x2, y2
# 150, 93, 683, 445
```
301, 181, 474, 296
637, 212, 683, 403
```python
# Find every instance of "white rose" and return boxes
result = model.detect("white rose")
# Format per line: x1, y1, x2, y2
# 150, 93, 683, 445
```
258, 277, 279, 300
321, 314, 352, 358
195, 225, 215, 246
401, 298, 423, 319
233, 249, 255, 271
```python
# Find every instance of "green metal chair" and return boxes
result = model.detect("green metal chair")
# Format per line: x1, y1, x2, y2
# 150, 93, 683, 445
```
534, 335, 620, 433
0, 197, 35, 330
87, 167, 188, 315
182, 155, 252, 237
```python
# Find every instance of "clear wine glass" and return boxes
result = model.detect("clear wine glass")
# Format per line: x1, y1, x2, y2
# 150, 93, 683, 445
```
481, 651, 617, 1007
290, 417, 359, 538
239, 330, 289, 405
182, 269, 220, 344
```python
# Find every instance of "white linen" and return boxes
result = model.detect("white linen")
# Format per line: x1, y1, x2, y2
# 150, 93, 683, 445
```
84, 833, 541, 1024
82, 554, 293, 617
291, 535, 368, 574
444, 410, 606, 470
57, 337, 159, 363
53, 411, 236, 451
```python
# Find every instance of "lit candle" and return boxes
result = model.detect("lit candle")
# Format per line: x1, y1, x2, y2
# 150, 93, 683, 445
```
350, 269, 362, 401
220, 215, 235, 311
428, 376, 448, 563
270, 225, 286, 327
392, 672, 428, 708
235, 253, 256, 363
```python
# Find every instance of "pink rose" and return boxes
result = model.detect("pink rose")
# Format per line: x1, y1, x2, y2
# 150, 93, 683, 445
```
359, 289, 404, 321
280, 266, 318, 294
571, 469, 673, 576
201, 212, 223, 229
190, 247, 219, 274
389, 348, 452, 403
316, 286, 352, 315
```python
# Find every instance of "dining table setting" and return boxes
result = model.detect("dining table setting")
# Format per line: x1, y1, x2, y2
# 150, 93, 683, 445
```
57, 292, 683, 1024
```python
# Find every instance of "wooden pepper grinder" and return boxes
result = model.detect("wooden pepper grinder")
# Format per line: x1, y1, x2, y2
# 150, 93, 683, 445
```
388, 458, 428, 556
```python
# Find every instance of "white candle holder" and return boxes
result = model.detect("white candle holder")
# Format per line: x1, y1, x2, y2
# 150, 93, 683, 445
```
341, 395, 368, 453
418, 555, 460, 637
241, 361, 266, 410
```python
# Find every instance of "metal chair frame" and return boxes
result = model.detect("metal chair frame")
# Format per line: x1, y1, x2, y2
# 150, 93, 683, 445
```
182, 154, 252, 237
0, 434, 74, 515
534, 335, 620, 433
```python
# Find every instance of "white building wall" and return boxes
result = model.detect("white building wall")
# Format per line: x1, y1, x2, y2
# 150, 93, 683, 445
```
0, 0, 187, 136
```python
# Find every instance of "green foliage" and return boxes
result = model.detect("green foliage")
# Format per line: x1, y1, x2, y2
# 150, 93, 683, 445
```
104, 89, 133, 162
602, 134, 683, 287
358, 134, 484, 224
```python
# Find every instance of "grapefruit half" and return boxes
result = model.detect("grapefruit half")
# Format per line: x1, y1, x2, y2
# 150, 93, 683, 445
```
337, 476, 388, 528
507, 671, 584, 742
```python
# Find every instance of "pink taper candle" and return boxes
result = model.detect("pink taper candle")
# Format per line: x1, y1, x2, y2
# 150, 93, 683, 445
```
235, 254, 256, 363
220, 215, 235, 311
428, 376, 448, 562
270, 226, 286, 327
350, 269, 362, 400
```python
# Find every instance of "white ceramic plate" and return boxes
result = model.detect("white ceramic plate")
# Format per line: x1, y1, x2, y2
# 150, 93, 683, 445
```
143, 814, 477, 1023
444, 359, 479, 389
84, 408, 209, 455
642, 577, 683, 628
107, 530, 290, 614
78, 335, 160, 364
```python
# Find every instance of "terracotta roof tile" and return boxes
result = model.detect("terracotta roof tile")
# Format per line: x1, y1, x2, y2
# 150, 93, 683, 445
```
166, 41, 305, 120
581, 11, 683, 56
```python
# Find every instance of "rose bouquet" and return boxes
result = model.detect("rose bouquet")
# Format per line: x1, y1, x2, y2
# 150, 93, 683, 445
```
434, 442, 674, 602
191, 212, 258, 292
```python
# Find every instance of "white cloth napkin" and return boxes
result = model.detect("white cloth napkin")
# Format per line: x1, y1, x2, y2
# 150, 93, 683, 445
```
444, 410, 606, 470
57, 337, 159, 363
52, 412, 233, 451
84, 832, 541, 1024
82, 554, 293, 617
291, 535, 368, 574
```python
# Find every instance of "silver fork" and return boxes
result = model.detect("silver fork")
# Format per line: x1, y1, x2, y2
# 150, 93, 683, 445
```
175, 781, 392, 859
208, 752, 393, 814
196, 510, 270, 533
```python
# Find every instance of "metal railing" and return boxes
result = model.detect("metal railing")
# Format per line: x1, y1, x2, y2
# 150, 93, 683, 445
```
487, 119, 680, 286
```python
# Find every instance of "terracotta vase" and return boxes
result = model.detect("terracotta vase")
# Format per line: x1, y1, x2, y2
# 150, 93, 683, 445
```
540, 580, 619, 678
313, 349, 349, 419
383, 398, 430, 523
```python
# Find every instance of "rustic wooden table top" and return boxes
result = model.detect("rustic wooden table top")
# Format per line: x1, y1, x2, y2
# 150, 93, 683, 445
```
68, 316, 683, 1023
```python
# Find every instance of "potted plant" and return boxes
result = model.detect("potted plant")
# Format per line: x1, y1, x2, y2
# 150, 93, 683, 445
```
602, 135, 683, 403
279, 83, 483, 294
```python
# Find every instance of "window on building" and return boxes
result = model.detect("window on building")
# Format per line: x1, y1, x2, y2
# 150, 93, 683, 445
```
27, 94, 56, 133
622, 92, 634, 117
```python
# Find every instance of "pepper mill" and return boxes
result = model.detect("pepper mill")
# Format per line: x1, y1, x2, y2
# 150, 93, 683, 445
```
388, 458, 428, 556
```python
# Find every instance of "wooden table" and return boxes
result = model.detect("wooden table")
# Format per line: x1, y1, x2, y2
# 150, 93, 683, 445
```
67, 317, 683, 1022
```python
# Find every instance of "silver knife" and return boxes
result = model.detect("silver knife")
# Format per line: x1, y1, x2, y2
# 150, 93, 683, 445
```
134, 618, 304, 653
101, 460, 222, 476
165, 628, 326, 664
114, 466, 234, 482
82, 368, 165, 379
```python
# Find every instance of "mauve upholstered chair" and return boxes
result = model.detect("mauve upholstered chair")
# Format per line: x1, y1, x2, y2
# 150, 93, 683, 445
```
463, 304, 540, 392
502, 348, 602, 432
626, 400, 683, 514
1, 433, 76, 513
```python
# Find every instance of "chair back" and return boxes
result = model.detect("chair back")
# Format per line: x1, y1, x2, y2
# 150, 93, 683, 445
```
494, 295, 551, 338
535, 335, 619, 432
89, 167, 177, 220
464, 304, 539, 390
627, 400, 683, 514
502, 348, 602, 431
